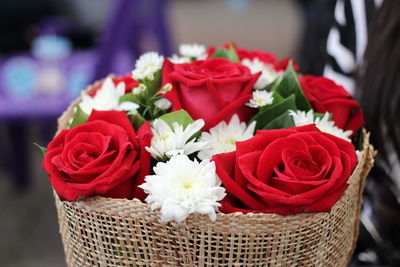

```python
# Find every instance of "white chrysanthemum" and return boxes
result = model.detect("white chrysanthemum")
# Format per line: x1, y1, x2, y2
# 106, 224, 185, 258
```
132, 52, 164, 80
247, 90, 274, 108
179, 43, 207, 59
169, 54, 191, 64
139, 154, 226, 223
198, 115, 256, 160
289, 110, 353, 142
242, 58, 282, 89
79, 77, 139, 115
154, 98, 172, 110
146, 119, 207, 160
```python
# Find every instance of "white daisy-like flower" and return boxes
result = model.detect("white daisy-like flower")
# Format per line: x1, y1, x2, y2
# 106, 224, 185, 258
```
79, 77, 139, 115
139, 154, 226, 223
146, 119, 207, 160
169, 54, 191, 64
179, 43, 207, 59
198, 115, 256, 160
242, 58, 282, 89
247, 90, 274, 108
132, 52, 164, 81
154, 98, 172, 110
289, 110, 353, 142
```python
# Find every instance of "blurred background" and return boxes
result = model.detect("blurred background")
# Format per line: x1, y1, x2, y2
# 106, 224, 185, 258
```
2, 0, 396, 266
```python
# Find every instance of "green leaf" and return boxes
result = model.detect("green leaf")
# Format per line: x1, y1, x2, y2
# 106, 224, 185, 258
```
210, 48, 229, 60
226, 44, 240, 63
210, 45, 240, 63
33, 142, 47, 155
270, 91, 285, 105
263, 110, 295, 130
69, 106, 89, 128
263, 76, 282, 92
119, 92, 137, 103
250, 94, 297, 130
128, 111, 147, 130
274, 62, 311, 111
146, 69, 162, 96
158, 109, 194, 129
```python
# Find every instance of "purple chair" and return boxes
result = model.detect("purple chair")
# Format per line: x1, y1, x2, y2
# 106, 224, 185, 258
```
93, 0, 172, 80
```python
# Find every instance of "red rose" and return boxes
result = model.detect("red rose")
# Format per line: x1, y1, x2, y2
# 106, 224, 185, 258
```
299, 75, 364, 133
43, 110, 152, 201
162, 58, 260, 130
207, 43, 299, 71
212, 125, 358, 215
89, 74, 139, 97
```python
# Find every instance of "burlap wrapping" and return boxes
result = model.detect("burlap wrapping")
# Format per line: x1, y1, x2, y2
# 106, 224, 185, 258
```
53, 81, 376, 266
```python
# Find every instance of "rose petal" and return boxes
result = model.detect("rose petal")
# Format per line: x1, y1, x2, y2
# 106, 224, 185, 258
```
213, 152, 265, 210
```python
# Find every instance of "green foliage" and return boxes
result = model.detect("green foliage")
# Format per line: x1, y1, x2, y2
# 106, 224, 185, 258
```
262, 110, 295, 130
128, 111, 147, 130
158, 109, 194, 129
249, 61, 312, 130
119, 92, 137, 104
274, 62, 311, 111
210, 44, 240, 63
146, 69, 162, 96
33, 142, 46, 155
69, 106, 89, 128
251, 94, 297, 130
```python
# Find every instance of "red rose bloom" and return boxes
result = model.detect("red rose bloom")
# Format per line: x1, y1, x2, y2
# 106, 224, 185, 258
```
162, 58, 260, 130
206, 43, 299, 71
43, 110, 152, 201
89, 74, 139, 97
299, 75, 364, 133
213, 125, 358, 215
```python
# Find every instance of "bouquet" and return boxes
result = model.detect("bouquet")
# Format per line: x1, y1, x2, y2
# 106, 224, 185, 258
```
41, 43, 374, 266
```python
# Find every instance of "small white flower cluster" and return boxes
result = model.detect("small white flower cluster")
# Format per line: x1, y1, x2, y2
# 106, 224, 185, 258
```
289, 110, 353, 142
79, 78, 139, 115
247, 90, 274, 108
140, 154, 226, 223
146, 119, 207, 160
170, 43, 207, 64
132, 52, 164, 81
242, 58, 282, 89
198, 115, 256, 160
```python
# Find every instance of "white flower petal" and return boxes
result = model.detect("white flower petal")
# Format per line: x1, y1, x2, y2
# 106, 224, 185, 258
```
169, 54, 191, 64
117, 101, 139, 111
154, 98, 172, 110
139, 154, 226, 223
198, 114, 256, 160
247, 90, 274, 108
147, 119, 206, 160
289, 109, 353, 142
132, 52, 164, 80
242, 58, 282, 89
78, 77, 127, 115
179, 43, 207, 59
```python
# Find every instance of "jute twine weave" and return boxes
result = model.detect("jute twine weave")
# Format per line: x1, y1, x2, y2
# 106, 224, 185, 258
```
53, 80, 376, 266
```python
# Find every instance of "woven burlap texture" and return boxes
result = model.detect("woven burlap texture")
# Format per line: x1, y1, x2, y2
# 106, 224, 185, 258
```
54, 80, 375, 267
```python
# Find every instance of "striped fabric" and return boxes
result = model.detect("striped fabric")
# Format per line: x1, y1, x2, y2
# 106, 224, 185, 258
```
323, 0, 380, 95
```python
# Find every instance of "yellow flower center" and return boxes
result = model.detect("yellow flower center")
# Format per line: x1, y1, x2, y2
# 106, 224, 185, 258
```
256, 98, 265, 104
181, 181, 193, 189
